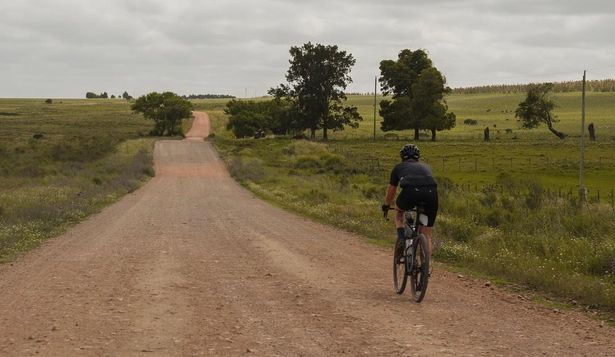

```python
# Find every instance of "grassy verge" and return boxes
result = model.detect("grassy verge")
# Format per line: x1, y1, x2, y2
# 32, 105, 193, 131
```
0, 99, 156, 261
213, 137, 614, 313
205, 93, 615, 314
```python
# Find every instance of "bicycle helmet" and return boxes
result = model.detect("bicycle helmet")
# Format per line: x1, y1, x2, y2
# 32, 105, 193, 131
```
400, 144, 420, 160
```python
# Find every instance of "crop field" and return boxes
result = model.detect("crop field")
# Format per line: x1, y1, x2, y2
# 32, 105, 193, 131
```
209, 92, 615, 312
0, 98, 155, 261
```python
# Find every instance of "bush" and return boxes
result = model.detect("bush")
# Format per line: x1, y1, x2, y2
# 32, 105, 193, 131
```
438, 217, 482, 243
463, 118, 478, 125
229, 157, 265, 182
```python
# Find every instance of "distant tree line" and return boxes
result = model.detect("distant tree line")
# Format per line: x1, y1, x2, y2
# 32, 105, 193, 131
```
86, 92, 109, 99
86, 91, 133, 100
181, 94, 236, 99
453, 79, 615, 94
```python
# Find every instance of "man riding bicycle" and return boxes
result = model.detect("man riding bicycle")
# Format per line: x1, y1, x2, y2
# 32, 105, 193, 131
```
381, 144, 438, 256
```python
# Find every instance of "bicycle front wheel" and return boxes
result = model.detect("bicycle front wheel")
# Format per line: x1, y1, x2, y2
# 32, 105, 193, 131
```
410, 234, 429, 302
393, 236, 408, 294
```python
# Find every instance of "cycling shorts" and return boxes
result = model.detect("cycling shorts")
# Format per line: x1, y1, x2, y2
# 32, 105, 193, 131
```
395, 185, 438, 227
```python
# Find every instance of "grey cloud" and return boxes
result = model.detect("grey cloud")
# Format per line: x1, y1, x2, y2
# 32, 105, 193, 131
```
0, 0, 614, 97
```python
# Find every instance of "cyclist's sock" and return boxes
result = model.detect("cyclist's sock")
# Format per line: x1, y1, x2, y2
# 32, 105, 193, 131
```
397, 228, 405, 240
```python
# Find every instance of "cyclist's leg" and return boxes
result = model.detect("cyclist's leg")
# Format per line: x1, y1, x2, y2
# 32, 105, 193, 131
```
419, 226, 433, 256
395, 188, 413, 233
419, 186, 438, 257
394, 208, 404, 229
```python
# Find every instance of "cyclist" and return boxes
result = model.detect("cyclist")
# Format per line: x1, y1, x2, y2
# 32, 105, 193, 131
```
381, 144, 438, 256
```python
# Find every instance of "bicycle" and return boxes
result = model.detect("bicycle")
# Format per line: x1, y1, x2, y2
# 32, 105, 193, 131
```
384, 206, 430, 302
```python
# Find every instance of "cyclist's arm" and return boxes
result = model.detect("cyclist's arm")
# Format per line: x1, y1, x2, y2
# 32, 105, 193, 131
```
384, 184, 397, 206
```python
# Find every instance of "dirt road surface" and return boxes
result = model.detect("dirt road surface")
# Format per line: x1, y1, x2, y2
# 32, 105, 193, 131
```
0, 112, 613, 356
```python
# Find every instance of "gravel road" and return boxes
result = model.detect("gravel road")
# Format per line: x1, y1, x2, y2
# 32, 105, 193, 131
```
0, 112, 612, 356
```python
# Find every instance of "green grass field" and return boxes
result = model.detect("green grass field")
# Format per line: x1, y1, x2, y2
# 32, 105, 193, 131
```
208, 92, 615, 313
0, 98, 156, 261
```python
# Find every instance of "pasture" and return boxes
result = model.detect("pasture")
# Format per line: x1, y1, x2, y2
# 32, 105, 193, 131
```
0, 99, 155, 261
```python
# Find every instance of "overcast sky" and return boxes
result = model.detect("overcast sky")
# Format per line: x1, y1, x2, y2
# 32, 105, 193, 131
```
1, 0, 614, 98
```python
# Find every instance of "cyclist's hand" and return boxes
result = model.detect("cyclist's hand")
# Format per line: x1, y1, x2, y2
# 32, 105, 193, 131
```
381, 204, 390, 218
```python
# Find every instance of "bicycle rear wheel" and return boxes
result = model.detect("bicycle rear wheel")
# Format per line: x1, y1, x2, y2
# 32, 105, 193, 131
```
393, 236, 408, 294
410, 234, 429, 302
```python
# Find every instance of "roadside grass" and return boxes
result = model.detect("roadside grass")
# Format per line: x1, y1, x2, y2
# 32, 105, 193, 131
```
206, 92, 615, 313
0, 99, 155, 261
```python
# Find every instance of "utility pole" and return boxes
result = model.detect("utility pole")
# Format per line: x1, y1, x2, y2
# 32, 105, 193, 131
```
579, 70, 587, 201
373, 76, 377, 142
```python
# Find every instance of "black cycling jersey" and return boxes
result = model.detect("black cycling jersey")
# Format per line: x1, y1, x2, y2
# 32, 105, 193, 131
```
389, 160, 437, 188
390, 159, 438, 226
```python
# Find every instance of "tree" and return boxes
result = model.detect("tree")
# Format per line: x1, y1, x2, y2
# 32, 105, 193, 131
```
122, 91, 133, 100
515, 83, 566, 139
131, 92, 194, 136
379, 49, 455, 140
269, 42, 361, 140
224, 99, 305, 138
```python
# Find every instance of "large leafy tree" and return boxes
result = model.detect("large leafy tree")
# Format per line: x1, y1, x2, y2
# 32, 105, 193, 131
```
379, 49, 455, 141
515, 83, 566, 139
269, 42, 362, 140
131, 92, 194, 136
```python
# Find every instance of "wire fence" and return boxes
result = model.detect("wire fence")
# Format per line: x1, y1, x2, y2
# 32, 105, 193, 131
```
329, 147, 615, 210
424, 156, 615, 172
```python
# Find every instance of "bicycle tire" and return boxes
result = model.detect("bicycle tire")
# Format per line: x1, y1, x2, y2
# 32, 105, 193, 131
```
410, 234, 429, 302
393, 236, 408, 294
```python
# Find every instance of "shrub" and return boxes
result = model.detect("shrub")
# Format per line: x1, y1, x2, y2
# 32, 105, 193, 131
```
438, 217, 482, 243
229, 157, 265, 182
361, 184, 381, 200
294, 155, 321, 169
463, 118, 478, 125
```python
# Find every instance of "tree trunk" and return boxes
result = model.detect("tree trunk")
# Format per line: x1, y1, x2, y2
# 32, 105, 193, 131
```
431, 129, 436, 141
310, 128, 316, 140
484, 126, 490, 141
547, 123, 566, 139
414, 128, 420, 140
323, 126, 328, 141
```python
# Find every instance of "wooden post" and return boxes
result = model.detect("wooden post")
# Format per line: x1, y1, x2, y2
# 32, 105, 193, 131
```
588, 122, 596, 141
579, 70, 587, 201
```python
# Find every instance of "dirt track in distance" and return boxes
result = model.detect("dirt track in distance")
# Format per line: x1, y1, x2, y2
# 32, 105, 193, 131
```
0, 112, 613, 356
